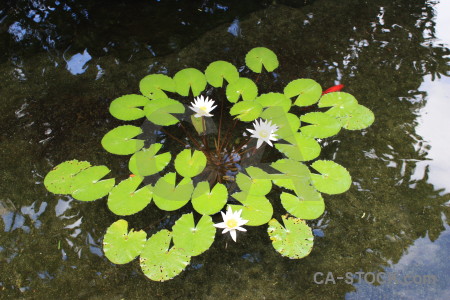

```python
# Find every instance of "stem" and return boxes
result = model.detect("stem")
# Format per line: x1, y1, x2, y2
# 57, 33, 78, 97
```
231, 137, 251, 155
220, 119, 238, 151
161, 128, 188, 147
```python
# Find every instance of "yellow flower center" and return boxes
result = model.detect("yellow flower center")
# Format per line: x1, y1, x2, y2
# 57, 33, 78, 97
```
259, 130, 269, 138
199, 106, 208, 112
226, 218, 238, 228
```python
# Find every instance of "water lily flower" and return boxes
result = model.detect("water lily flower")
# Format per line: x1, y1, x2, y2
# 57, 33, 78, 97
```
189, 95, 217, 118
246, 118, 279, 148
214, 206, 248, 242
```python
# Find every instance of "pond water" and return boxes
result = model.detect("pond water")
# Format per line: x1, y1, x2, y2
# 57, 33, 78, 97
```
1, 0, 449, 299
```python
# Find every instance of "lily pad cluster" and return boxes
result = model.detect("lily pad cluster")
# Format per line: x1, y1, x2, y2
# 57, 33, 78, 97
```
44, 47, 374, 281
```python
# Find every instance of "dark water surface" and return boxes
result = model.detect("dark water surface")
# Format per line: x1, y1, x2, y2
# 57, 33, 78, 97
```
1, 0, 449, 299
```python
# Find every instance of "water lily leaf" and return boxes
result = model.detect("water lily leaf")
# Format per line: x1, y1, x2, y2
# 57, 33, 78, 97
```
280, 189, 324, 220
337, 104, 375, 130
70, 166, 115, 201
226, 77, 258, 103
103, 219, 147, 264
190, 114, 205, 135
109, 94, 151, 121
153, 173, 194, 211
230, 193, 273, 226
139, 74, 175, 99
128, 143, 171, 176
300, 112, 342, 138
229, 100, 262, 122
44, 160, 91, 194
101, 125, 144, 155
260, 106, 300, 144
267, 215, 314, 259
284, 79, 322, 106
174, 149, 207, 178
107, 176, 153, 216
236, 172, 272, 196
172, 213, 215, 256
245, 47, 279, 73
191, 181, 227, 215
310, 160, 351, 194
275, 133, 321, 161
173, 68, 207, 96
205, 60, 239, 87
319, 92, 358, 117
140, 229, 191, 282
255, 93, 291, 112
271, 159, 311, 190
144, 98, 185, 126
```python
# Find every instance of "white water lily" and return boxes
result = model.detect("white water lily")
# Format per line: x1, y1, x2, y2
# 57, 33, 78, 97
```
247, 118, 279, 148
214, 206, 248, 242
189, 95, 217, 118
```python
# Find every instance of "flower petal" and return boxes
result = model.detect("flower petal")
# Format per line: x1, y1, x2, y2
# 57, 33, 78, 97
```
229, 230, 237, 242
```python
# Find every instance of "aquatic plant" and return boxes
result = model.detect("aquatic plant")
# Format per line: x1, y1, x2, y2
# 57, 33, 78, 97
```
44, 47, 374, 281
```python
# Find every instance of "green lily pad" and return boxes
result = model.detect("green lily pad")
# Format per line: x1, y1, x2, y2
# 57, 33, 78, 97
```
275, 133, 321, 161
172, 213, 215, 256
310, 160, 352, 194
144, 98, 185, 126
70, 166, 115, 201
300, 112, 342, 138
44, 160, 91, 194
230, 193, 273, 226
139, 74, 175, 99
204, 60, 239, 87
255, 93, 291, 112
128, 143, 171, 177
236, 172, 272, 196
101, 125, 145, 155
267, 215, 314, 259
337, 104, 375, 130
229, 100, 263, 122
284, 79, 322, 106
174, 149, 207, 178
107, 175, 153, 216
280, 189, 324, 220
103, 219, 147, 264
191, 181, 227, 215
173, 68, 207, 96
319, 92, 358, 117
226, 77, 258, 103
245, 47, 279, 73
140, 229, 191, 282
153, 173, 194, 211
271, 159, 311, 191
260, 106, 300, 144
109, 94, 151, 121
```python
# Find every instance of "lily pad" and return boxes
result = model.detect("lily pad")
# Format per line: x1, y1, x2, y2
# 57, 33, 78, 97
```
140, 230, 191, 282
191, 181, 227, 215
144, 98, 185, 126
101, 125, 144, 155
260, 106, 300, 144
172, 213, 215, 256
310, 160, 352, 194
236, 172, 272, 196
319, 92, 358, 117
226, 77, 258, 103
44, 160, 91, 194
271, 159, 311, 191
284, 79, 322, 106
337, 104, 375, 130
280, 189, 325, 220
267, 215, 314, 259
300, 112, 341, 138
255, 93, 291, 112
229, 100, 263, 122
174, 149, 207, 178
245, 47, 279, 73
153, 173, 194, 211
107, 175, 153, 216
205, 60, 239, 87
128, 143, 171, 177
109, 94, 151, 121
70, 166, 115, 201
230, 193, 273, 226
139, 74, 175, 98
103, 219, 147, 264
173, 68, 207, 96
275, 133, 321, 161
